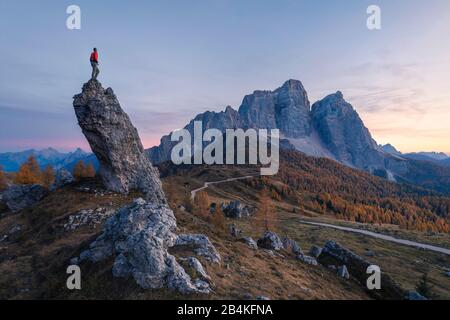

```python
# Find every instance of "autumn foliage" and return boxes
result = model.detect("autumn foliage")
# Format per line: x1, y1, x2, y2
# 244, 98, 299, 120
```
0, 166, 8, 191
194, 191, 211, 219
255, 188, 277, 233
72, 161, 96, 181
14, 156, 42, 185
211, 204, 226, 234
41, 165, 55, 188
245, 150, 450, 233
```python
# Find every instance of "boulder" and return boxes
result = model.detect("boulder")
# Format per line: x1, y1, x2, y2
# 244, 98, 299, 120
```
309, 245, 322, 258
223, 201, 254, 219
229, 223, 242, 238
319, 240, 405, 300
78, 198, 211, 294
257, 232, 284, 251
187, 257, 212, 282
240, 237, 258, 250
3, 184, 49, 212
406, 291, 428, 300
297, 254, 318, 266
50, 168, 75, 191
337, 265, 350, 279
73, 80, 165, 203
175, 234, 221, 264
282, 237, 303, 254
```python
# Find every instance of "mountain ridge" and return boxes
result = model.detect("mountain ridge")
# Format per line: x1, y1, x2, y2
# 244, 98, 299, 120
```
147, 79, 450, 193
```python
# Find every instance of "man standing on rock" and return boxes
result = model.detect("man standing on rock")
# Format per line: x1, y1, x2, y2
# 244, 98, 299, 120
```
90, 48, 100, 80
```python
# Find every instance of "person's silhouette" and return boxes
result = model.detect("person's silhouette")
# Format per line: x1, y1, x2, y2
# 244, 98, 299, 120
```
90, 48, 100, 80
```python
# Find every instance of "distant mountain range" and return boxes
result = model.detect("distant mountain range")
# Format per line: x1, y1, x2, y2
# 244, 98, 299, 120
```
148, 79, 450, 193
2, 79, 449, 193
0, 148, 98, 172
380, 144, 449, 165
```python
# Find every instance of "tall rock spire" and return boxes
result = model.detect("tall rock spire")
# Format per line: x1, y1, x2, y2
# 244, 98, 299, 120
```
73, 79, 166, 203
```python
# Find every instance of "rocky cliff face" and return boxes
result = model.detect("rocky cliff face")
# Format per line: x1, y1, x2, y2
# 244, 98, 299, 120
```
148, 80, 384, 171
311, 91, 384, 169
73, 80, 165, 203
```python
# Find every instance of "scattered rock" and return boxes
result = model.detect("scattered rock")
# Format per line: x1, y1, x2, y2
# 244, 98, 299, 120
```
256, 296, 270, 300
229, 223, 242, 238
240, 237, 258, 250
50, 169, 75, 191
64, 208, 115, 231
222, 201, 255, 219
406, 291, 428, 300
282, 237, 302, 254
175, 234, 221, 264
365, 250, 375, 257
187, 257, 212, 282
9, 224, 22, 235
243, 293, 253, 300
73, 80, 166, 203
257, 232, 284, 251
75, 186, 112, 197
337, 265, 350, 279
3, 184, 49, 212
297, 254, 318, 266
309, 245, 322, 258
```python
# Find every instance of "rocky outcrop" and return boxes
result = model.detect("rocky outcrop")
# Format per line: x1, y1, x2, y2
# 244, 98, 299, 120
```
223, 201, 254, 219
73, 80, 165, 203
3, 184, 49, 212
76, 199, 212, 294
309, 245, 322, 258
318, 240, 405, 300
257, 232, 284, 251
72, 80, 219, 295
175, 234, 221, 263
297, 254, 318, 266
240, 237, 258, 250
50, 168, 74, 191
282, 237, 303, 255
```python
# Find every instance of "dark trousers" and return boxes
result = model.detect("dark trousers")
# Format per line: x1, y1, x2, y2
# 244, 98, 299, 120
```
91, 61, 100, 80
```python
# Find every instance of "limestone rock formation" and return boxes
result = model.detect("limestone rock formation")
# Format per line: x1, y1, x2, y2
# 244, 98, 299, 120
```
77, 198, 212, 294
3, 184, 49, 212
319, 240, 405, 299
257, 231, 284, 251
72, 80, 219, 294
73, 80, 165, 203
50, 168, 74, 191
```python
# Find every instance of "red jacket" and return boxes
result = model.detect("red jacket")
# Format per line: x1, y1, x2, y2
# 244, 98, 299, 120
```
90, 51, 98, 63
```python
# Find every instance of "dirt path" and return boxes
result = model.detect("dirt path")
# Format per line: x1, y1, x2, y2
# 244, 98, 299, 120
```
299, 220, 450, 256
190, 175, 257, 200
191, 175, 450, 256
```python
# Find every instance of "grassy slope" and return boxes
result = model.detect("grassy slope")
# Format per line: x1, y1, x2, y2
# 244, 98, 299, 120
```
180, 168, 450, 299
0, 177, 369, 300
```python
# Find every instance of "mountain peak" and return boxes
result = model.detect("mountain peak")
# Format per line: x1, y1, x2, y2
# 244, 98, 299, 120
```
279, 79, 306, 92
